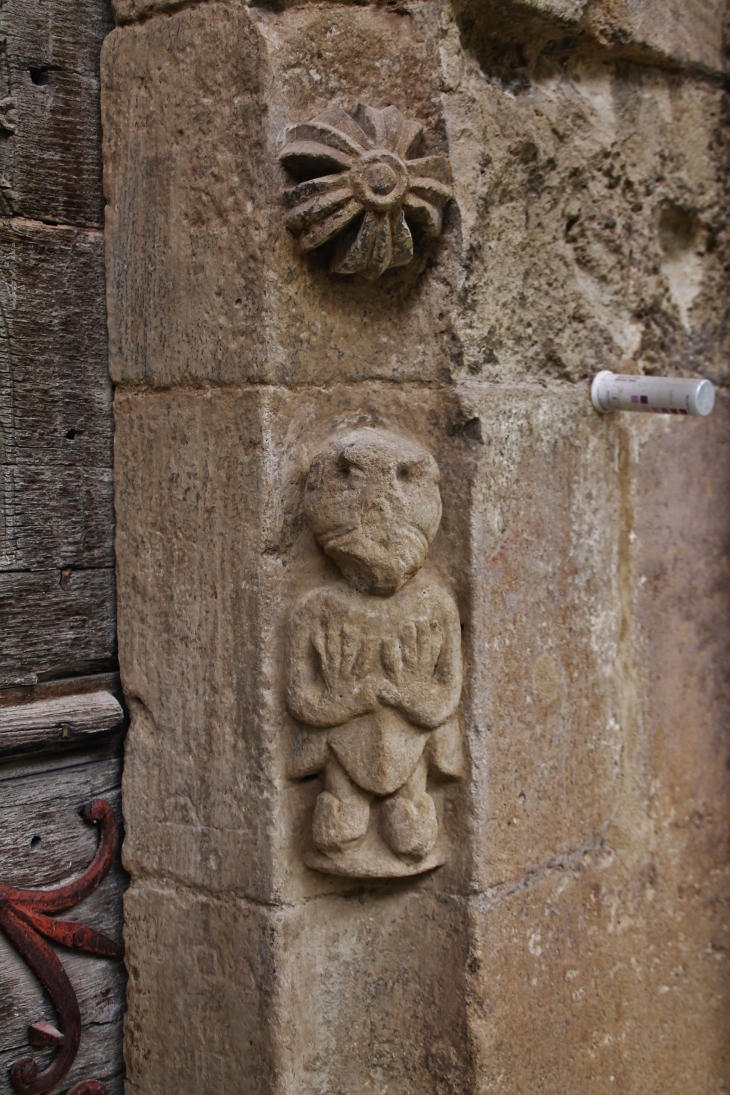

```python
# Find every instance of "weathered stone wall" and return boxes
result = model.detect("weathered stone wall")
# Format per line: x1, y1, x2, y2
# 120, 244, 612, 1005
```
102, 1, 730, 1091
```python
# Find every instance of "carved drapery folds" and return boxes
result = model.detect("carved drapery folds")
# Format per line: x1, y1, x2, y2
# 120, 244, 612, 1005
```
279, 104, 452, 280
287, 429, 463, 878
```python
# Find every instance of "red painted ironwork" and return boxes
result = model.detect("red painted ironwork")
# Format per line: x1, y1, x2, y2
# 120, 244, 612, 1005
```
0, 799, 124, 1095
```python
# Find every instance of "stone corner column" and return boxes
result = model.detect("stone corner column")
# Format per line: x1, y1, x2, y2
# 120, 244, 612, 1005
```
102, 1, 730, 1091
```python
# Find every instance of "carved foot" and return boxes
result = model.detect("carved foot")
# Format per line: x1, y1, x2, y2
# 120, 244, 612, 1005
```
312, 790, 370, 852
381, 791, 437, 859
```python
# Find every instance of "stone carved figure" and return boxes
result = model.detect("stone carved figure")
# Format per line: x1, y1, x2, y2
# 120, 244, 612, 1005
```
279, 103, 452, 280
287, 429, 463, 878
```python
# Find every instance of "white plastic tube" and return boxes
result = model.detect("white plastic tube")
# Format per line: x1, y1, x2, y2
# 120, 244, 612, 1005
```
591, 370, 715, 417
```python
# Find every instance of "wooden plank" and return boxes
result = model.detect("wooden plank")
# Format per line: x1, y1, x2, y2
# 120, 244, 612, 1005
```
2, 72, 107, 230
0, 692, 123, 734
0, 0, 113, 73
0, 1022, 125, 1095
0, 464, 113, 572
0, 219, 111, 469
0, 0, 114, 228
0, 691, 123, 757
0, 1, 123, 1085
0, 219, 113, 685
0, 756, 123, 883
0, 569, 116, 687
0, 735, 123, 796
0, 1029, 125, 1095
0, 220, 114, 683
0, 749, 125, 1094
0, 673, 121, 709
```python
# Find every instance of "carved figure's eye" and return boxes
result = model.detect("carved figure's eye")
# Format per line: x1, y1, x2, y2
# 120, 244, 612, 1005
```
338, 458, 367, 484
397, 464, 411, 481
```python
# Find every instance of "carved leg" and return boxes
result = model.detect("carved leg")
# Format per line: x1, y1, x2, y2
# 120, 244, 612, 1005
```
312, 754, 371, 852
380, 755, 437, 859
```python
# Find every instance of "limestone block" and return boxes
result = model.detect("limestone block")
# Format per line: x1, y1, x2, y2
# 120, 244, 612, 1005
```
632, 397, 730, 834
125, 884, 473, 1095
623, 396, 730, 893
122, 883, 272, 1095
272, 889, 472, 1094
441, 47, 730, 384
583, 0, 728, 72
460, 390, 623, 888
102, 1, 458, 388
114, 388, 272, 898
452, 0, 728, 73
102, 7, 269, 387
466, 400, 730, 1091
468, 841, 730, 1092
114, 381, 475, 901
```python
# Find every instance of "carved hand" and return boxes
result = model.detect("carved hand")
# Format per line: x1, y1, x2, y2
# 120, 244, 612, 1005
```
380, 619, 442, 686
312, 619, 371, 693
377, 614, 461, 729
287, 610, 380, 729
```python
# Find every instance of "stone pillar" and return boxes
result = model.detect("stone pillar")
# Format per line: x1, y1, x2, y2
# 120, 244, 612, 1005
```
103, 2, 730, 1091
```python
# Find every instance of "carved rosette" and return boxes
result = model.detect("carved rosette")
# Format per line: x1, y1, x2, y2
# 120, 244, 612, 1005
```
279, 104, 452, 280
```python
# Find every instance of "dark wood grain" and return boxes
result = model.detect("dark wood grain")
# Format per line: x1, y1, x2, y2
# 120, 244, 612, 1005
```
1, 465, 114, 572
0, 219, 111, 469
0, 570, 117, 688
0, 0, 114, 228
0, 218, 114, 686
0, 0, 123, 1083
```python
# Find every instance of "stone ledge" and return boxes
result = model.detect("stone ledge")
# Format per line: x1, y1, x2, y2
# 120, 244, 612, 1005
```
112, 0, 728, 78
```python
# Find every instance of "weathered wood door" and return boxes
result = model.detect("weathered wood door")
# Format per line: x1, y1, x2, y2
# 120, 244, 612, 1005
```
0, 0, 126, 1091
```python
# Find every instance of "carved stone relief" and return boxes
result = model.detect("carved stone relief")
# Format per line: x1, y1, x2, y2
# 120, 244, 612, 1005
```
286, 428, 463, 878
0, 97, 17, 134
279, 104, 452, 280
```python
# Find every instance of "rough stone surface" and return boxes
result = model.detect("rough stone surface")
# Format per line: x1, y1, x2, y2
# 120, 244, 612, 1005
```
453, 0, 729, 74
114, 389, 268, 898
441, 33, 730, 385
122, 884, 272, 1095
103, 3, 457, 388
466, 397, 730, 1090
104, 1, 730, 1092
110, 0, 730, 77
272, 890, 472, 1095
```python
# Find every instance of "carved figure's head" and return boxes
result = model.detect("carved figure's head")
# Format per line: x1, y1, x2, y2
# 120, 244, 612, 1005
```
304, 428, 442, 595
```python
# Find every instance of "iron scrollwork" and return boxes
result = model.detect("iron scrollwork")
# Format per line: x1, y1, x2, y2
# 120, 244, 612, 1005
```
0, 799, 124, 1095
